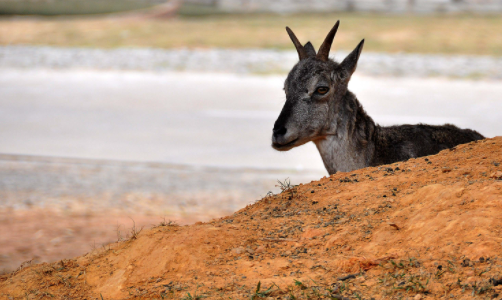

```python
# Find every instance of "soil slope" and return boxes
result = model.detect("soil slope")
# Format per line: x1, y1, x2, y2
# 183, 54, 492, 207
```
1, 137, 502, 299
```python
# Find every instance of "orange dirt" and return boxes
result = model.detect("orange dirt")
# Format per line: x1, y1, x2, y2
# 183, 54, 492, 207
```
0, 211, 205, 275
1, 137, 502, 299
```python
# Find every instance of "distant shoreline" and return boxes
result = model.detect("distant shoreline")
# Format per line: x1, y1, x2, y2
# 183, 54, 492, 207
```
2, 46, 502, 79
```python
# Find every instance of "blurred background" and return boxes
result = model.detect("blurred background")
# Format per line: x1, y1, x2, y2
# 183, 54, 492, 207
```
1, 0, 502, 273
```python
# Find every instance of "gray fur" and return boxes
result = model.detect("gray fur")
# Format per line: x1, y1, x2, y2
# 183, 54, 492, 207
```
272, 22, 484, 175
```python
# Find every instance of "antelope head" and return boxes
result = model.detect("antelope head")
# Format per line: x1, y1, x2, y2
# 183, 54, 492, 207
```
271, 21, 365, 151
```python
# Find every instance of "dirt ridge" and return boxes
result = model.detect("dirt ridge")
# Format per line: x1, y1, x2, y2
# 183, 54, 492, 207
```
1, 137, 502, 299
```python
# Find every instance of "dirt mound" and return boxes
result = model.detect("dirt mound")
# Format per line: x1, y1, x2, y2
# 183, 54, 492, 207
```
1, 138, 502, 299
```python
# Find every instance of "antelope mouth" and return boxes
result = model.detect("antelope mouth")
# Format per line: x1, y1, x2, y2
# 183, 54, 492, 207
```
272, 138, 299, 151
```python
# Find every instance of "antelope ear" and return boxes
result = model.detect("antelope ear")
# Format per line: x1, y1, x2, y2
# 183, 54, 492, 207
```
286, 26, 308, 60
340, 39, 364, 78
304, 42, 316, 57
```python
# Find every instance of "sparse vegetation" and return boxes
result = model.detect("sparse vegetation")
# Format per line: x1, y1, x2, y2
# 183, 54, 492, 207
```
181, 284, 207, 300
275, 178, 295, 193
275, 178, 306, 202
157, 217, 180, 227
127, 217, 143, 240
114, 218, 145, 244
115, 223, 123, 242
250, 281, 276, 299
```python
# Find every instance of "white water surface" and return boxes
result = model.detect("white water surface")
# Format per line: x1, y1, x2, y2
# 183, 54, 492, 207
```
0, 69, 500, 173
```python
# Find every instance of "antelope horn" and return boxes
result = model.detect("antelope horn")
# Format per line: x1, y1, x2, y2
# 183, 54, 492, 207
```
316, 20, 340, 61
286, 26, 308, 60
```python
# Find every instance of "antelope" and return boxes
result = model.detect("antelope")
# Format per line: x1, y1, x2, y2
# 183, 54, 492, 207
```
271, 21, 484, 175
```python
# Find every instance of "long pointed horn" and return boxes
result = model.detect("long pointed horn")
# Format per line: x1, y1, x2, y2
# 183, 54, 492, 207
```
286, 26, 308, 60
316, 20, 340, 61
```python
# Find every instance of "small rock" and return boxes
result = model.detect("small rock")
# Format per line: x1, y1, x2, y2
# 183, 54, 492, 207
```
387, 222, 400, 230
50, 237, 62, 246
414, 295, 422, 300
490, 277, 502, 286
490, 171, 502, 180
466, 276, 477, 284
255, 246, 266, 253
232, 247, 245, 254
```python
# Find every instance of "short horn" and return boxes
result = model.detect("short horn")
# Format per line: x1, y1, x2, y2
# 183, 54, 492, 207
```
316, 20, 340, 61
286, 27, 308, 60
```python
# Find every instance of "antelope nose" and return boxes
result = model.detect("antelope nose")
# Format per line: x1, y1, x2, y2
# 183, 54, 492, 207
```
273, 126, 287, 138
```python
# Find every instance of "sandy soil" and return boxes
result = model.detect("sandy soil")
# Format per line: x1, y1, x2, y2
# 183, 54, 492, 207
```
1, 137, 501, 299
0, 211, 209, 275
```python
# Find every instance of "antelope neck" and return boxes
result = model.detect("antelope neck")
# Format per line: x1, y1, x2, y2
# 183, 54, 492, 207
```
313, 92, 377, 174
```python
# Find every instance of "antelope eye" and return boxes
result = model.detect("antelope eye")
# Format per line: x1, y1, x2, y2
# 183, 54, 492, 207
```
316, 87, 329, 95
